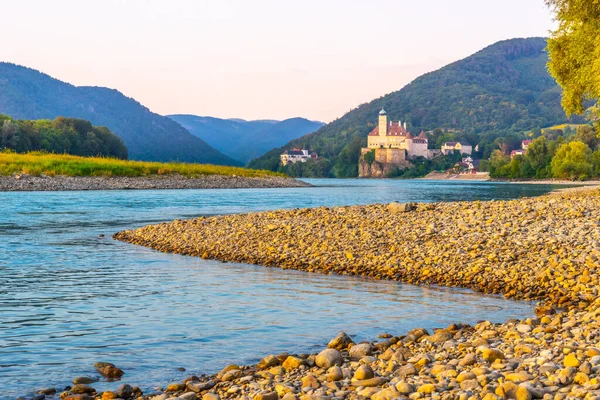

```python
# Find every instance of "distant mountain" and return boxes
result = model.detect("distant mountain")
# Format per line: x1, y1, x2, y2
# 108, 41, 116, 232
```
0, 63, 240, 165
249, 37, 581, 177
168, 114, 324, 163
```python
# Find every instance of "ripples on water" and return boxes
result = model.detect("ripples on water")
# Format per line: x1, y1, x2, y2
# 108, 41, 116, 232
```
0, 180, 562, 398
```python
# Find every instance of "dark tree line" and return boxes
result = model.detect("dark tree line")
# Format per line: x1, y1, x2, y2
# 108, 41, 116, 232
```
0, 115, 128, 159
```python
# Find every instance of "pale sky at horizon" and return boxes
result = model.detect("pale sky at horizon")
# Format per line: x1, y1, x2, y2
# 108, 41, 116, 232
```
0, 0, 555, 122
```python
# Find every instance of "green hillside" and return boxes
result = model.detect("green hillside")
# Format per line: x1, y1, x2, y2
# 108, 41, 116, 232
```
0, 115, 128, 159
168, 115, 323, 163
249, 37, 582, 177
0, 63, 240, 165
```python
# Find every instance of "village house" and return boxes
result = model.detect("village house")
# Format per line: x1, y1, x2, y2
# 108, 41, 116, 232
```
454, 156, 477, 173
522, 139, 533, 150
511, 149, 526, 158
362, 109, 433, 161
441, 141, 473, 155
280, 148, 317, 166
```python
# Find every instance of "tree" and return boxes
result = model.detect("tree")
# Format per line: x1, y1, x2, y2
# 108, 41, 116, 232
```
594, 150, 600, 176
488, 149, 511, 178
0, 114, 128, 159
574, 125, 598, 150
526, 136, 553, 177
546, 0, 600, 126
550, 141, 593, 180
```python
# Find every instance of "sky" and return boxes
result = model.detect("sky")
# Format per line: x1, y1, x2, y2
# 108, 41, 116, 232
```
0, 0, 556, 122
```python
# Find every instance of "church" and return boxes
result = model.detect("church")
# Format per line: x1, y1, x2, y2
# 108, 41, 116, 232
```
363, 109, 431, 159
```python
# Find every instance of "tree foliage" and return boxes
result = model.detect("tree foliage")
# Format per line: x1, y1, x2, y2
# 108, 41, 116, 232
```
0, 115, 128, 159
550, 141, 594, 180
546, 0, 600, 124
489, 126, 600, 180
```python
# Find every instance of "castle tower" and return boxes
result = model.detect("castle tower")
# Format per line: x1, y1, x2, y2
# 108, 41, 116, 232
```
378, 108, 387, 137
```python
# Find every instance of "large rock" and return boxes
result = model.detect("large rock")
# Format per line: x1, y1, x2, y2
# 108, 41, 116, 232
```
396, 364, 418, 377
282, 356, 305, 370
352, 377, 386, 388
257, 355, 280, 370
353, 365, 374, 380
315, 349, 343, 368
327, 366, 343, 382
388, 202, 415, 213
427, 330, 453, 343
72, 377, 97, 385
395, 382, 415, 395
328, 332, 354, 350
371, 387, 400, 400
94, 362, 124, 379
253, 392, 278, 400
116, 384, 133, 399
480, 348, 505, 363
349, 343, 372, 358
186, 380, 216, 393
70, 385, 95, 395
221, 369, 243, 382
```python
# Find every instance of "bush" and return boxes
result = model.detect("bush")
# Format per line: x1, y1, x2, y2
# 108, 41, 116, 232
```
551, 141, 593, 180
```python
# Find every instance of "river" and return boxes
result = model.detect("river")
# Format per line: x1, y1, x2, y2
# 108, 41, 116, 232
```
0, 179, 563, 397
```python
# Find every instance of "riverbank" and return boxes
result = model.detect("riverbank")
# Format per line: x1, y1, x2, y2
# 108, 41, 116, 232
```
490, 179, 600, 186
106, 186, 600, 399
0, 174, 310, 191
420, 172, 490, 180
420, 171, 600, 186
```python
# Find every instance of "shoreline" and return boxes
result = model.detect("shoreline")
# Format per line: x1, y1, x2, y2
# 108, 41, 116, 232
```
105, 186, 600, 399
0, 174, 311, 192
30, 187, 600, 400
489, 179, 600, 185
420, 171, 600, 185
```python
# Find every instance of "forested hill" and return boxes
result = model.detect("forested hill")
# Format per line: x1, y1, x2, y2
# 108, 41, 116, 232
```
248, 37, 580, 177
168, 114, 323, 163
0, 63, 240, 165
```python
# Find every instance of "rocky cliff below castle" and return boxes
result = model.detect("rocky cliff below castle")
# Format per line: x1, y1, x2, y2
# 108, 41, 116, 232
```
358, 148, 411, 178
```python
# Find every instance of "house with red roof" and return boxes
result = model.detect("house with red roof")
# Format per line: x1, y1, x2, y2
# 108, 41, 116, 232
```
510, 149, 526, 158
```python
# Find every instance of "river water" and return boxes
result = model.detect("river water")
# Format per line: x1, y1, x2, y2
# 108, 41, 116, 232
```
0, 180, 562, 397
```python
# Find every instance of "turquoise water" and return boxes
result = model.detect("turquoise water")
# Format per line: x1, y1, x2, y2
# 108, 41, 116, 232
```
0, 180, 561, 398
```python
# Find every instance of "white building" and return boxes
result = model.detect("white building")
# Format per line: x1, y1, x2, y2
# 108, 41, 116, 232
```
280, 149, 317, 166
441, 141, 473, 155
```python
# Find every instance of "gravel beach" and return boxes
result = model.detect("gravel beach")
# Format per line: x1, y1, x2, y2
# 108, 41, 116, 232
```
38, 186, 600, 400
0, 174, 311, 191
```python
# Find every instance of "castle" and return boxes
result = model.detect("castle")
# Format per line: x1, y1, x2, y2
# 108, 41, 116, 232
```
361, 109, 432, 163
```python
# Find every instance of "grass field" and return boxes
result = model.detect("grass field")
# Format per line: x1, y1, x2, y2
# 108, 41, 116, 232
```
0, 151, 284, 178
541, 123, 590, 133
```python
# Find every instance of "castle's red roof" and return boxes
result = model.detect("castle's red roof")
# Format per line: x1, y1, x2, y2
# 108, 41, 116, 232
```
368, 121, 411, 137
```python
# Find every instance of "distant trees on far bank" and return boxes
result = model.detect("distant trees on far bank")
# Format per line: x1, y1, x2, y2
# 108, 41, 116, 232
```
0, 115, 128, 159
489, 125, 600, 180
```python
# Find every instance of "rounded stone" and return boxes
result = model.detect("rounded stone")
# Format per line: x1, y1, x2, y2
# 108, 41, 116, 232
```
354, 365, 374, 380
315, 348, 343, 369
